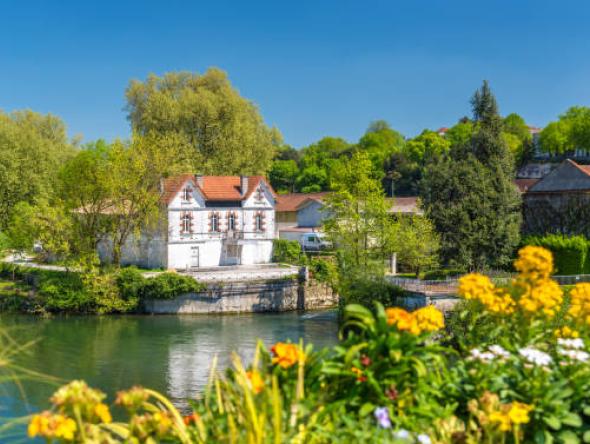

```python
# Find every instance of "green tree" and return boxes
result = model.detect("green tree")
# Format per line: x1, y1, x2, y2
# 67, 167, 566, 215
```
0, 110, 75, 229
357, 121, 405, 178
323, 151, 391, 274
404, 130, 450, 164
269, 160, 299, 193
444, 120, 474, 149
125, 68, 278, 175
390, 215, 439, 276
539, 120, 571, 154
421, 81, 521, 269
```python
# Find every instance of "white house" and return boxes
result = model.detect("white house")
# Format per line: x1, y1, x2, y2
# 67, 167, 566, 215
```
99, 174, 277, 269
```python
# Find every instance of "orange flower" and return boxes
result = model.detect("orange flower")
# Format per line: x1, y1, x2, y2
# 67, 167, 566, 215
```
183, 413, 200, 425
246, 370, 265, 394
385, 308, 420, 334
351, 366, 367, 382
271, 342, 305, 369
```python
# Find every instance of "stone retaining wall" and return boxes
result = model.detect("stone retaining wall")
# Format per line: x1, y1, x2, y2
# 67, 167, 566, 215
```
143, 278, 338, 314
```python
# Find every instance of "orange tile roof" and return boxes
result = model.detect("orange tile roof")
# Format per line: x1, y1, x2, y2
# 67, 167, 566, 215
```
162, 175, 275, 204
275, 192, 330, 212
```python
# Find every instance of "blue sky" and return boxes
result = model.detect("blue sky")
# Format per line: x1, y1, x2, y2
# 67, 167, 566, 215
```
2, 0, 590, 148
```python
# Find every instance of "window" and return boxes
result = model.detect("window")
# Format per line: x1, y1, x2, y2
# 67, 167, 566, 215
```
254, 211, 265, 232
255, 187, 264, 202
182, 187, 192, 202
227, 212, 236, 231
180, 212, 193, 234
210, 212, 220, 232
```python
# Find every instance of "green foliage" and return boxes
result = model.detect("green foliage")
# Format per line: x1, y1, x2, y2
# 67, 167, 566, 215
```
524, 234, 589, 275
272, 239, 302, 264
268, 160, 298, 193
404, 130, 450, 164
421, 268, 465, 281
139, 272, 206, 300
421, 81, 521, 269
309, 257, 338, 287
339, 276, 407, 308
126, 68, 278, 175
0, 110, 76, 230
389, 215, 440, 276
539, 106, 590, 154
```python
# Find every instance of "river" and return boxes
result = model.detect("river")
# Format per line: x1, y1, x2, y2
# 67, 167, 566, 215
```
0, 310, 338, 435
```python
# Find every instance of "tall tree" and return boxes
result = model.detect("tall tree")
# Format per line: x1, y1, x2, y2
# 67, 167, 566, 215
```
0, 110, 75, 229
125, 68, 278, 175
421, 81, 521, 269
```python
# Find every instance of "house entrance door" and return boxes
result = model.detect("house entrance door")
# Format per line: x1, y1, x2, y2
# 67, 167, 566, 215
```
190, 246, 199, 269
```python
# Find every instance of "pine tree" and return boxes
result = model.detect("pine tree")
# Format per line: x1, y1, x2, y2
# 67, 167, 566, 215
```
421, 81, 521, 269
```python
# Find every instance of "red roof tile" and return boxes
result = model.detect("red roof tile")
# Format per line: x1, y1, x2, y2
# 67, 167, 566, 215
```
163, 175, 275, 204
275, 193, 330, 212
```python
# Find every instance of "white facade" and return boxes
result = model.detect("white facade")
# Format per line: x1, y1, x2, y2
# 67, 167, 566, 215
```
166, 177, 275, 269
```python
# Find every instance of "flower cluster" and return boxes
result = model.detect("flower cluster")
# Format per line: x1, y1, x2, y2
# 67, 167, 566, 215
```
458, 273, 515, 314
468, 345, 510, 363
28, 412, 77, 440
518, 347, 552, 367
568, 283, 590, 325
557, 337, 589, 364
129, 411, 173, 440
517, 278, 563, 317
271, 342, 305, 369
554, 326, 580, 338
489, 402, 533, 432
385, 305, 444, 335
513, 245, 553, 281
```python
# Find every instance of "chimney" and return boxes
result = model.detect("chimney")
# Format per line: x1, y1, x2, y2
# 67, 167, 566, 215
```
195, 174, 204, 188
240, 175, 249, 197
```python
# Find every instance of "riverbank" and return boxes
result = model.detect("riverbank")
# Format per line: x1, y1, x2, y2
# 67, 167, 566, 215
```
0, 262, 339, 315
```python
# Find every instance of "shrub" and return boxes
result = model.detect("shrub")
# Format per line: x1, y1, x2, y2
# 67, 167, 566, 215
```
523, 234, 588, 275
272, 239, 303, 264
309, 257, 338, 287
340, 274, 407, 309
421, 268, 465, 281
115, 267, 147, 301
139, 272, 205, 300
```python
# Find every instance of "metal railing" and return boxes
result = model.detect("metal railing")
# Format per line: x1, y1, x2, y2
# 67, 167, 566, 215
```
387, 273, 590, 294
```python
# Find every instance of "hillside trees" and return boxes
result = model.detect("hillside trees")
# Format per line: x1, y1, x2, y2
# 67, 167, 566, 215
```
539, 106, 590, 154
421, 81, 521, 269
125, 67, 279, 175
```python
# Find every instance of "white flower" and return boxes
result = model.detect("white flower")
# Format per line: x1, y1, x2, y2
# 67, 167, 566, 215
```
469, 348, 495, 362
393, 429, 410, 439
558, 348, 590, 362
417, 434, 432, 444
488, 345, 510, 359
519, 347, 552, 366
557, 338, 585, 350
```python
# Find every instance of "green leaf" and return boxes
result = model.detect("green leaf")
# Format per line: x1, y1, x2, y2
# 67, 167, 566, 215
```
544, 415, 562, 430
558, 430, 580, 444
583, 431, 590, 443
359, 402, 375, 417
562, 412, 582, 428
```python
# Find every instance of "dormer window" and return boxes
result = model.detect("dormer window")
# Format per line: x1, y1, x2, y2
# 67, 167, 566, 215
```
182, 187, 192, 202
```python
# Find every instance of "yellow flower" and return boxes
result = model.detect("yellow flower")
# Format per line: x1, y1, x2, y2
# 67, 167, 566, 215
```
271, 342, 305, 369
514, 246, 553, 281
94, 402, 112, 423
351, 366, 367, 382
413, 305, 445, 332
116, 386, 150, 410
489, 411, 511, 432
507, 402, 533, 425
246, 370, 265, 394
554, 326, 579, 338
28, 413, 50, 438
28, 412, 77, 441
568, 283, 590, 325
518, 279, 563, 318
386, 307, 420, 334
458, 273, 515, 315
458, 273, 495, 301
50, 380, 105, 408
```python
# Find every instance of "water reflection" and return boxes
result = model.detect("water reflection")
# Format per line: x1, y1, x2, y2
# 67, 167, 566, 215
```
0, 311, 338, 420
